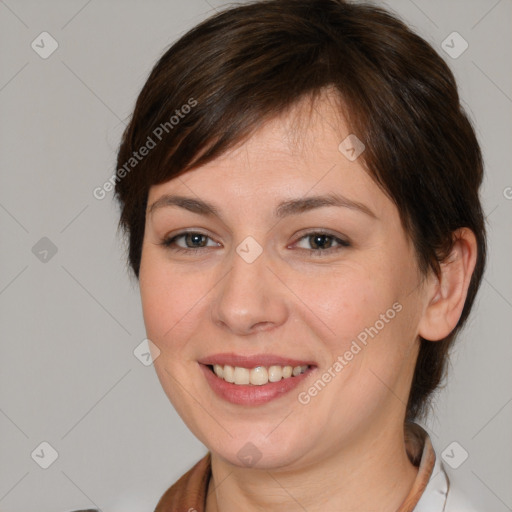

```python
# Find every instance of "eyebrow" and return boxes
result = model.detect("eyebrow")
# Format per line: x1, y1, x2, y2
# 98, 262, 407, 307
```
147, 193, 376, 219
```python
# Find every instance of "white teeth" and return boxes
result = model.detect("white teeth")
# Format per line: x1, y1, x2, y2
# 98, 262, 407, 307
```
213, 364, 223, 378
212, 364, 308, 385
223, 365, 235, 383
282, 365, 293, 378
250, 366, 268, 385
268, 365, 283, 382
233, 367, 250, 385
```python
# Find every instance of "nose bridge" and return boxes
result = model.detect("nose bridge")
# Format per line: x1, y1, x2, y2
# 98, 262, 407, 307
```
210, 235, 287, 334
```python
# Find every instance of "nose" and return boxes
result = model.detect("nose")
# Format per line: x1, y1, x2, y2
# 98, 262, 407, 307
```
209, 241, 289, 336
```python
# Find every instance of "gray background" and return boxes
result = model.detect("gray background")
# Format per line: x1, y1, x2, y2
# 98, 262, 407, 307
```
0, 0, 511, 511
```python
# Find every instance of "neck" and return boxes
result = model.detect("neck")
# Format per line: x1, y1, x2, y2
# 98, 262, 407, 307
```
205, 420, 419, 512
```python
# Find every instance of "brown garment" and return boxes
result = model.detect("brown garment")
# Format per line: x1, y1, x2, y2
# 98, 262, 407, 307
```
154, 423, 436, 512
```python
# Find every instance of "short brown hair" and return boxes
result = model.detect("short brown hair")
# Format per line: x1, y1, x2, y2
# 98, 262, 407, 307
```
114, 0, 486, 421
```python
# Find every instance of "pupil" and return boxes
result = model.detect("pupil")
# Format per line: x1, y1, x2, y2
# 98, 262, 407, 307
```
312, 234, 331, 249
188, 233, 205, 247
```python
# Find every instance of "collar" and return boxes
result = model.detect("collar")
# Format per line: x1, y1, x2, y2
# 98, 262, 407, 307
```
407, 424, 449, 511
397, 422, 448, 511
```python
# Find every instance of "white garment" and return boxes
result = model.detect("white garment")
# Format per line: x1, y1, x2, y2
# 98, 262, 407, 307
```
414, 443, 479, 512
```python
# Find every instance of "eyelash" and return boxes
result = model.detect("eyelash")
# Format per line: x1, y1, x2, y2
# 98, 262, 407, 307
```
159, 230, 351, 257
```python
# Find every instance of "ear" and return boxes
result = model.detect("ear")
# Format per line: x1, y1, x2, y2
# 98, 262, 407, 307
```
418, 228, 478, 342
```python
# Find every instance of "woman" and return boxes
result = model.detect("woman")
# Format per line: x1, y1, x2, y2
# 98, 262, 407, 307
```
112, 0, 486, 510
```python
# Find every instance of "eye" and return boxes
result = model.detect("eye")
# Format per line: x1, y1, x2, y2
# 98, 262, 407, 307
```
159, 231, 220, 253
293, 231, 350, 256
159, 229, 350, 257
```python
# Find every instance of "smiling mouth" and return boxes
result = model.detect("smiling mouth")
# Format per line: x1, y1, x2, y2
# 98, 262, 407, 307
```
208, 364, 310, 386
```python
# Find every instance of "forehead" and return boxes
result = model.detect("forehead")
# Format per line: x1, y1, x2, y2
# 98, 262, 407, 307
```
147, 93, 389, 219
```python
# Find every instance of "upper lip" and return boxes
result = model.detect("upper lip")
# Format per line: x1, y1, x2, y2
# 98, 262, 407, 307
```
198, 353, 316, 369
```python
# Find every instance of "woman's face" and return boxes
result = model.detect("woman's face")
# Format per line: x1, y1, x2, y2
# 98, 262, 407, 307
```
139, 96, 429, 470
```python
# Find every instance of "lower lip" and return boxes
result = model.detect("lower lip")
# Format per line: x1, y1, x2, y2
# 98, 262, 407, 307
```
200, 364, 314, 406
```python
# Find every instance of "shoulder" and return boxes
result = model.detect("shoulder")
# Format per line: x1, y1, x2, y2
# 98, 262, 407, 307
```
65, 454, 211, 512
154, 452, 211, 512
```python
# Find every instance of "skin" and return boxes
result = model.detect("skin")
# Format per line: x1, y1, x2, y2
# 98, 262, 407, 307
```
139, 91, 477, 512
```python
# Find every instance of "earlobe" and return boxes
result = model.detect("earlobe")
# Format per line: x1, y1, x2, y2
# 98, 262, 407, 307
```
418, 228, 478, 342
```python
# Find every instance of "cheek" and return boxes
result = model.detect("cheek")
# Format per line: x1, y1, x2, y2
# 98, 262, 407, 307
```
294, 262, 399, 345
139, 249, 199, 347
139, 249, 226, 370
297, 258, 420, 396
141, 276, 198, 345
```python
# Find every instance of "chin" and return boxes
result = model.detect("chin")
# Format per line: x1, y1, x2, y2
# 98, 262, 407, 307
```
206, 430, 311, 471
